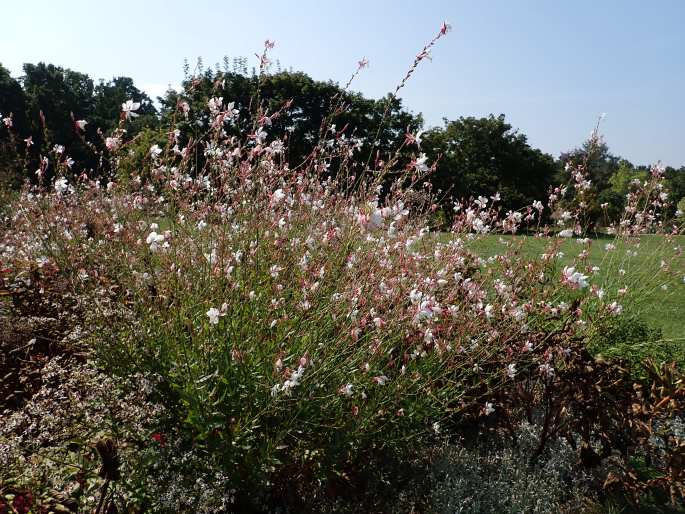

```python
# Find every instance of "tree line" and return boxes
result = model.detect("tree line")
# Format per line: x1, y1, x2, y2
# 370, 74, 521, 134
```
1, 60, 683, 223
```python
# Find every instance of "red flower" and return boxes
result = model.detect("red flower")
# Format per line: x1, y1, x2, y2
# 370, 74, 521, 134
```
12, 492, 32, 514
151, 432, 166, 447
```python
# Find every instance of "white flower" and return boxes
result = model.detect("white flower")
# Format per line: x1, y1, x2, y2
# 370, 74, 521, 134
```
416, 300, 442, 323
279, 366, 306, 395
75, 119, 87, 130
225, 101, 239, 118
539, 363, 555, 379
340, 384, 353, 397
54, 177, 69, 194
558, 229, 574, 238
270, 140, 285, 154
373, 375, 389, 386
562, 266, 589, 289
254, 127, 268, 144
414, 153, 430, 173
150, 144, 162, 158
506, 363, 517, 379
207, 97, 223, 115
484, 402, 495, 416
272, 188, 286, 203
206, 307, 221, 325
474, 196, 488, 209
607, 301, 623, 316
145, 231, 165, 251
122, 99, 141, 119
409, 289, 423, 305
197, 220, 207, 231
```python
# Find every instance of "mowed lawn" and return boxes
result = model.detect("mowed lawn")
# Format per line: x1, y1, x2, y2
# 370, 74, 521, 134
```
458, 234, 684, 342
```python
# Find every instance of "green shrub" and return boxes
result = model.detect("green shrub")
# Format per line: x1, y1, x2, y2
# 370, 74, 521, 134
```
429, 423, 588, 514
589, 316, 681, 373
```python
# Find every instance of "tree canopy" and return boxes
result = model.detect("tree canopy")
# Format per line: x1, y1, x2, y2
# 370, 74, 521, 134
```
1, 60, 682, 225
422, 114, 557, 214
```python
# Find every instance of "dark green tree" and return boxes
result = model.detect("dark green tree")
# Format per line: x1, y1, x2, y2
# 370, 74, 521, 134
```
664, 166, 685, 215
557, 140, 621, 192
21, 62, 96, 177
92, 76, 157, 135
422, 114, 557, 215
0, 63, 29, 187
159, 68, 422, 177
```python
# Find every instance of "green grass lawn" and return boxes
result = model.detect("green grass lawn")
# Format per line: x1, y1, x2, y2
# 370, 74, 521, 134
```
461, 234, 685, 343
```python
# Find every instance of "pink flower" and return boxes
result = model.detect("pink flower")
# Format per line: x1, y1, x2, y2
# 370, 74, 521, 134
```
373, 375, 389, 386
105, 137, 121, 151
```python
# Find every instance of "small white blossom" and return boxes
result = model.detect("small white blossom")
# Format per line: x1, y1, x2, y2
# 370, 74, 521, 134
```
506, 363, 517, 379
562, 266, 589, 289
145, 231, 165, 252
206, 307, 221, 325
607, 301, 623, 316
539, 363, 555, 379
122, 99, 141, 119
54, 177, 69, 194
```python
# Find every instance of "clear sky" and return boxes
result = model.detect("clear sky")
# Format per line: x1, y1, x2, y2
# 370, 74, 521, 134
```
2, 0, 684, 167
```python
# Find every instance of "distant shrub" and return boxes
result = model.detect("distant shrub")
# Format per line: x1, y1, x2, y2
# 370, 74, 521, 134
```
589, 316, 681, 374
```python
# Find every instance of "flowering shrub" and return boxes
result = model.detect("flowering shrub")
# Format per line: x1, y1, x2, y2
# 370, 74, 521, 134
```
1, 27, 684, 512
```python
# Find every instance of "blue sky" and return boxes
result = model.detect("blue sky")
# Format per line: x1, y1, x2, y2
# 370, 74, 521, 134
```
2, 0, 684, 166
